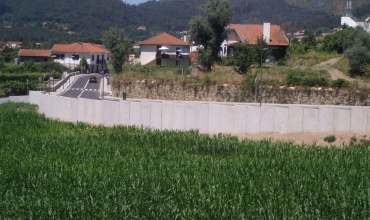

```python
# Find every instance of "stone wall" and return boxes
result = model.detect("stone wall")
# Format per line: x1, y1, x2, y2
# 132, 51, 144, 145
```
113, 81, 370, 106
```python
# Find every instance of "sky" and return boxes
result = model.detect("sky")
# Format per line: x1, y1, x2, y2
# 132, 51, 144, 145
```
123, 0, 150, 5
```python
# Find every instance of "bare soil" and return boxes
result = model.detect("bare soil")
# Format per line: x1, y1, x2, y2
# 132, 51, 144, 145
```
233, 132, 369, 147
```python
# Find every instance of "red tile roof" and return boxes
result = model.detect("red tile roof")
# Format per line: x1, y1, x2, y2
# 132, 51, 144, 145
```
18, 49, 51, 57
227, 24, 289, 46
51, 42, 109, 53
139, 32, 190, 46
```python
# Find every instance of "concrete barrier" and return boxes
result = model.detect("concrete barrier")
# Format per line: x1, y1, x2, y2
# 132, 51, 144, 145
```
129, 101, 141, 127
184, 102, 197, 131
140, 101, 151, 128
94, 100, 102, 125
246, 106, 260, 134
20, 92, 370, 135
209, 103, 222, 133
334, 109, 351, 132
318, 108, 334, 132
260, 106, 274, 133
71, 98, 79, 122
196, 103, 209, 133
150, 101, 162, 130
9, 96, 29, 103
274, 107, 289, 133
234, 105, 247, 133
303, 108, 319, 133
162, 102, 174, 130
77, 98, 86, 122
173, 102, 185, 131
119, 100, 130, 126
221, 104, 234, 133
85, 99, 95, 125
350, 108, 368, 132
288, 107, 303, 133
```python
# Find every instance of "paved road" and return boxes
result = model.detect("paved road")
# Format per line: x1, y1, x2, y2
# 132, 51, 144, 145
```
59, 74, 109, 100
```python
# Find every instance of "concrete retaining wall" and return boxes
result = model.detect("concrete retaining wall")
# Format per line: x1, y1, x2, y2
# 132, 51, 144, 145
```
9, 96, 29, 103
15, 91, 370, 134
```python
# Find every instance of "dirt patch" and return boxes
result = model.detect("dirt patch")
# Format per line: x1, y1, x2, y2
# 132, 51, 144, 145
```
314, 57, 369, 88
233, 132, 369, 147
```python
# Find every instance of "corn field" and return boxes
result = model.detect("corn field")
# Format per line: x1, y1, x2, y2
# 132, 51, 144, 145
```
0, 102, 369, 219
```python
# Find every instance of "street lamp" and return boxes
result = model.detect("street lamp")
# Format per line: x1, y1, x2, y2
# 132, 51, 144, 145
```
78, 42, 83, 75
49, 54, 56, 95
260, 48, 268, 106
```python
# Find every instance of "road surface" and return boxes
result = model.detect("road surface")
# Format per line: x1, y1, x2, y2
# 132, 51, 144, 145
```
59, 74, 110, 100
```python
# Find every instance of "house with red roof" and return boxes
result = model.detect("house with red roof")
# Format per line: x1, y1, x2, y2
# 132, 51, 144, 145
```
139, 32, 191, 66
18, 49, 51, 64
51, 42, 110, 72
221, 23, 290, 61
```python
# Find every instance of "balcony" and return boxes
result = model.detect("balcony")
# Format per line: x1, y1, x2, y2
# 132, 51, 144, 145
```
156, 54, 190, 59
96, 59, 105, 64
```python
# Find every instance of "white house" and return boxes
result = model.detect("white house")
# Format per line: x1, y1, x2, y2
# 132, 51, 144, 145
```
51, 42, 110, 73
220, 23, 290, 60
341, 12, 370, 34
139, 32, 191, 66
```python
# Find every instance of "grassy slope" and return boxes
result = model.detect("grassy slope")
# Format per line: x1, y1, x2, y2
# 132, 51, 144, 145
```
0, 102, 369, 219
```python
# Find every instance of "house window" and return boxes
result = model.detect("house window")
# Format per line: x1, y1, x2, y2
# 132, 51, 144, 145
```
107, 55, 109, 61
59, 54, 65, 60
92, 55, 94, 61
72, 54, 79, 60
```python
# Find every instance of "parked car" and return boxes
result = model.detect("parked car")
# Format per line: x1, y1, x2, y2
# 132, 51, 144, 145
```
89, 76, 98, 83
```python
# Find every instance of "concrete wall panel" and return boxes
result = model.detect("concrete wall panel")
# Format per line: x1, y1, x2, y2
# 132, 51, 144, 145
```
234, 105, 247, 133
260, 106, 274, 133
29, 91, 40, 105
368, 109, 370, 132
184, 102, 197, 131
85, 99, 95, 125
93, 100, 102, 125
173, 102, 185, 131
318, 108, 334, 132
246, 106, 260, 134
162, 102, 174, 130
209, 103, 222, 133
350, 108, 367, 132
221, 104, 234, 133
274, 107, 289, 133
129, 101, 141, 127
39, 94, 46, 114
9, 96, 29, 103
101, 100, 112, 126
334, 109, 350, 132
288, 107, 303, 133
110, 101, 120, 126
77, 98, 86, 122
119, 101, 130, 126
150, 102, 162, 130
303, 108, 319, 133
60, 96, 72, 122
140, 101, 151, 128
70, 98, 79, 122
196, 103, 209, 133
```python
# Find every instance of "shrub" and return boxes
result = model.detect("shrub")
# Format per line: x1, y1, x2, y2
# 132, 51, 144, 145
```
331, 78, 348, 88
324, 135, 336, 143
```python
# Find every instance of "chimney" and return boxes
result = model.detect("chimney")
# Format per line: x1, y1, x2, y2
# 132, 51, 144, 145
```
263, 23, 270, 44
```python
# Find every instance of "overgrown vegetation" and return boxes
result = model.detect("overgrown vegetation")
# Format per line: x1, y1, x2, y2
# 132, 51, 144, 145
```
0, 102, 370, 218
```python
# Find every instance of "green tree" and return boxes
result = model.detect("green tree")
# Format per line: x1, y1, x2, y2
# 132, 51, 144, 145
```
345, 45, 370, 75
102, 28, 132, 73
189, 0, 232, 70
233, 43, 255, 74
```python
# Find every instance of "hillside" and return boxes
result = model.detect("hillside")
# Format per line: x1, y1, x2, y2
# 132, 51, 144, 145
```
284, 0, 369, 15
0, 0, 368, 45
